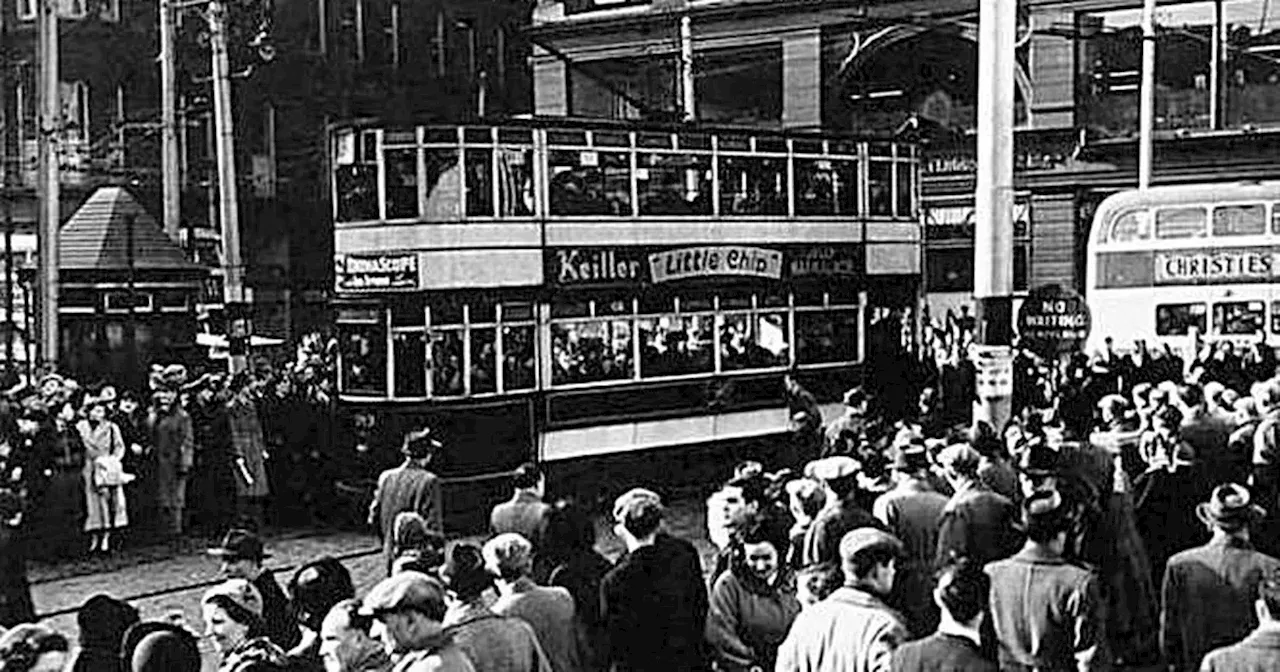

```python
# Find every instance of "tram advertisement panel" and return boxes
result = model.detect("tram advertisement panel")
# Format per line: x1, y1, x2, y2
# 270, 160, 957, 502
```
545, 244, 866, 289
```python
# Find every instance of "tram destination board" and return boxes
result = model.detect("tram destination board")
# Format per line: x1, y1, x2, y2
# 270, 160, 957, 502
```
1016, 284, 1092, 356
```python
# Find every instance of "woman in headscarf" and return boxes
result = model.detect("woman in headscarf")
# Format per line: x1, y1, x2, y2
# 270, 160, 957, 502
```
202, 579, 289, 672
121, 622, 202, 672
78, 395, 129, 554
72, 594, 140, 672
705, 516, 801, 672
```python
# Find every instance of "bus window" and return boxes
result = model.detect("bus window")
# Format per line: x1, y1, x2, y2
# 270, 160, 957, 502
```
1155, 207, 1207, 239
1212, 204, 1266, 236
1108, 211, 1149, 242
1156, 303, 1207, 336
1213, 301, 1265, 336
1271, 302, 1280, 333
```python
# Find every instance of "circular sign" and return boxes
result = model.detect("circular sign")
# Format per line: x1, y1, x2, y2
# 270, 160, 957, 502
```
1016, 284, 1092, 356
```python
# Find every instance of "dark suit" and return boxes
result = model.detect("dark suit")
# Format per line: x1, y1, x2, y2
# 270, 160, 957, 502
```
1161, 537, 1280, 672
368, 461, 443, 575
491, 491, 551, 547
253, 569, 301, 651
802, 499, 885, 566
937, 483, 1021, 567
1199, 628, 1280, 672
890, 632, 996, 672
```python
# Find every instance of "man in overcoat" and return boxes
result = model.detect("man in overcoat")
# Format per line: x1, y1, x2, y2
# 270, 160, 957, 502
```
369, 426, 444, 575
1161, 483, 1280, 672
150, 388, 194, 538
1199, 568, 1280, 672
226, 373, 269, 530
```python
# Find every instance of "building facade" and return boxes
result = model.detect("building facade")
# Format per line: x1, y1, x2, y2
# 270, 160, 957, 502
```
529, 0, 1280, 336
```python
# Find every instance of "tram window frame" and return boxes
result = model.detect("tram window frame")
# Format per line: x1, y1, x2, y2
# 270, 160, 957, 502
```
636, 151, 713, 217
1213, 301, 1266, 336
548, 149, 633, 217
795, 293, 860, 365
717, 153, 789, 217
383, 147, 420, 220
868, 160, 894, 217
1211, 204, 1266, 237
793, 156, 859, 217
334, 129, 379, 222
1154, 206, 1208, 239
421, 146, 462, 221
1155, 302, 1207, 337
338, 312, 388, 397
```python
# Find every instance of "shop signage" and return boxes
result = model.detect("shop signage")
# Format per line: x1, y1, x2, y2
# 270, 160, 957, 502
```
335, 253, 419, 292
649, 246, 783, 284
1154, 248, 1278, 285
789, 245, 862, 277
924, 200, 1031, 241
551, 248, 645, 285
1017, 284, 1092, 355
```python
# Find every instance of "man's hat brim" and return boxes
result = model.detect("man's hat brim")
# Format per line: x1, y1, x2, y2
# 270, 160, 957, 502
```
1195, 502, 1266, 529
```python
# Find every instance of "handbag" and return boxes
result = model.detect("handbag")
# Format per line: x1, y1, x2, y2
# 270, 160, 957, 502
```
93, 454, 134, 488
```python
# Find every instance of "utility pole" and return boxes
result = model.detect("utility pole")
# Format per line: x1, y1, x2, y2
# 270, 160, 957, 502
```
207, 0, 248, 375
1, 5, 13, 374
36, 0, 59, 370
971, 0, 1017, 430
1138, 0, 1156, 189
160, 0, 181, 240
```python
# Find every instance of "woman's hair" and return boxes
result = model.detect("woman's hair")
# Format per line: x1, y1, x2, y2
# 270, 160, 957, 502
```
848, 545, 901, 581
786, 479, 826, 520
204, 595, 266, 637
542, 498, 597, 562
934, 557, 990, 623
734, 515, 790, 556
76, 594, 140, 653
0, 624, 69, 672
392, 512, 445, 566
289, 556, 355, 632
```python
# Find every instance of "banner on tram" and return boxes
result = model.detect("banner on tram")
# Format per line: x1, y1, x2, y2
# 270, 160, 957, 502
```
335, 253, 421, 292
546, 244, 866, 289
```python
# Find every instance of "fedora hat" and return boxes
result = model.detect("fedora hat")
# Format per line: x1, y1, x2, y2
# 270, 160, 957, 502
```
1196, 483, 1266, 531
891, 444, 930, 471
402, 426, 444, 457
1015, 490, 1074, 532
206, 528, 271, 561
1016, 443, 1060, 477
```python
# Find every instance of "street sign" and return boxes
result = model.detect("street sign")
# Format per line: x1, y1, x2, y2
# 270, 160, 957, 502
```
1017, 284, 1092, 356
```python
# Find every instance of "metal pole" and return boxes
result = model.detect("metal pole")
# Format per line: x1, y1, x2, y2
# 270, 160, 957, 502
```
36, 0, 58, 369
679, 15, 695, 121
972, 0, 1017, 431
125, 214, 137, 387
1209, 0, 1223, 131
1138, 0, 1156, 189
160, 0, 181, 240
207, 0, 247, 374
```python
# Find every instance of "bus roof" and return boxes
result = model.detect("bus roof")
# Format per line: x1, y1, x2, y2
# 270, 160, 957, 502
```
1091, 181, 1280, 245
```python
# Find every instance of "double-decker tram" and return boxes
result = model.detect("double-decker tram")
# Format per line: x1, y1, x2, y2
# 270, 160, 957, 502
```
330, 117, 922, 518
1086, 181, 1280, 354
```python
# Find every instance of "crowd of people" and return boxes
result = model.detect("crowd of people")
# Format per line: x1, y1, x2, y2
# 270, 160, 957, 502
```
9, 311, 1280, 671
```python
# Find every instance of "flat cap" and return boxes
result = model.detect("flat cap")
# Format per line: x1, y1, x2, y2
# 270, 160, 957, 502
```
839, 527, 904, 562
936, 443, 981, 473
805, 456, 861, 482
359, 571, 446, 618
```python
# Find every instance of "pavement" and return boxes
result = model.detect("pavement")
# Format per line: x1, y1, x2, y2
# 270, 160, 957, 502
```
30, 495, 719, 672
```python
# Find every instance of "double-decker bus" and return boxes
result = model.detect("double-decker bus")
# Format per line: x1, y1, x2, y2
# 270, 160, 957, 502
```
1086, 181, 1280, 354
330, 117, 922, 515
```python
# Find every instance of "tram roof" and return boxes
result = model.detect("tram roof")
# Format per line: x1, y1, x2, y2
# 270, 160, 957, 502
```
328, 115, 913, 143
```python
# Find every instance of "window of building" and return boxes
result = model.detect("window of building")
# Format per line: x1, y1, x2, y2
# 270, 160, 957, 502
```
697, 44, 782, 125
1212, 203, 1266, 236
60, 81, 89, 141
1156, 302, 1207, 336
18, 0, 35, 20
1214, 300, 1265, 335
569, 55, 676, 120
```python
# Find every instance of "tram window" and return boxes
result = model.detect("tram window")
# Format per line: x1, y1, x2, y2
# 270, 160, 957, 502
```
339, 323, 387, 395
470, 327, 497, 394
1108, 211, 1149, 242
423, 149, 461, 220
496, 148, 534, 217
869, 161, 893, 216
502, 325, 536, 391
548, 150, 631, 216
550, 320, 634, 385
637, 153, 712, 216
720, 312, 791, 371
1272, 302, 1280, 334
717, 156, 787, 216
430, 330, 465, 396
1155, 207, 1207, 239
796, 309, 859, 365
1212, 204, 1266, 236
795, 159, 858, 217
335, 164, 378, 222
390, 299, 425, 328
383, 149, 419, 219
502, 302, 535, 322
1155, 303, 1207, 336
896, 162, 915, 218
637, 314, 715, 378
393, 332, 426, 397
1214, 301, 1265, 336
465, 149, 494, 217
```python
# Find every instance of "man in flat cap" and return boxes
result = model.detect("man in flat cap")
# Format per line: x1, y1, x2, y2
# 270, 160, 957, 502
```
370, 426, 445, 576
986, 491, 1108, 672
936, 444, 1021, 568
1161, 483, 1280, 672
208, 528, 300, 650
802, 456, 886, 567
360, 571, 474, 672
824, 387, 873, 460
776, 528, 909, 672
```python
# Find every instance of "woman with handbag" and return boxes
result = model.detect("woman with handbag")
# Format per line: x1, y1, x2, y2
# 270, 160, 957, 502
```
78, 395, 130, 554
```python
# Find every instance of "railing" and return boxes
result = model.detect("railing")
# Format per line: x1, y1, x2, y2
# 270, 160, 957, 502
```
331, 122, 919, 224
